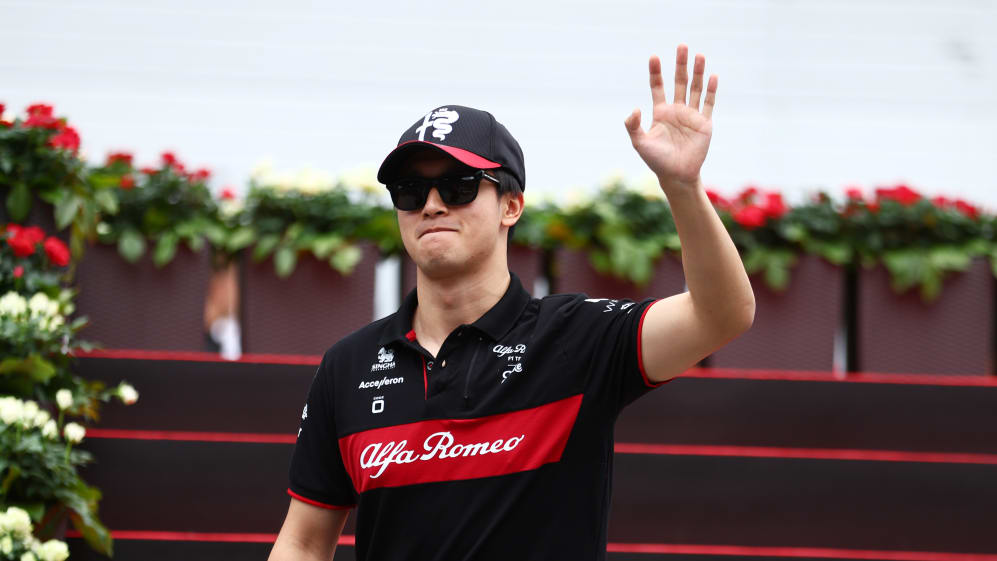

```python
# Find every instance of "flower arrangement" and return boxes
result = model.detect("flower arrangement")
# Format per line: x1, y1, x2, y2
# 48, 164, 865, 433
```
0, 103, 111, 265
2, 220, 140, 557
0, 505, 69, 561
88, 150, 224, 267
236, 160, 400, 277
0, 387, 135, 557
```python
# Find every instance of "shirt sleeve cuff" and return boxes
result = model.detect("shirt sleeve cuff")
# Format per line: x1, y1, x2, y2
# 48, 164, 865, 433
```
287, 488, 355, 510
637, 299, 673, 388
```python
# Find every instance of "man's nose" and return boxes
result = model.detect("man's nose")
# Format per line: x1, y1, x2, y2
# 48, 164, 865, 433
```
422, 187, 448, 215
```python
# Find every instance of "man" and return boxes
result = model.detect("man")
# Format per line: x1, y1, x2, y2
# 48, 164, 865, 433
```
269, 44, 754, 560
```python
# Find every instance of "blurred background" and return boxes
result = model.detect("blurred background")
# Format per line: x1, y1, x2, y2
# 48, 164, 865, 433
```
4, 0, 995, 206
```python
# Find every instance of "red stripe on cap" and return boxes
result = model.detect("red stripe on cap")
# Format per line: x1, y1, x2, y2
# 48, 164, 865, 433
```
393, 140, 501, 169
339, 394, 583, 493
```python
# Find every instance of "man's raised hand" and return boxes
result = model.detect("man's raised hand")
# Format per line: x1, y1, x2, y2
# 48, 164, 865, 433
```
624, 44, 717, 191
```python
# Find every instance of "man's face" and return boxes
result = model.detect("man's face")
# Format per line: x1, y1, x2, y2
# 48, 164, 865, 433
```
394, 149, 520, 278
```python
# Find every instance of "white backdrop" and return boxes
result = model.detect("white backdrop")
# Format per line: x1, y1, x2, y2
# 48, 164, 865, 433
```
3, 0, 996, 208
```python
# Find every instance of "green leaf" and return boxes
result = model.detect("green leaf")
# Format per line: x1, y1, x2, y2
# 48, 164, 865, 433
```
54, 193, 82, 230
252, 234, 281, 261
311, 234, 344, 259
0, 464, 22, 495
63, 482, 113, 556
118, 228, 146, 263
94, 189, 119, 214
6, 181, 31, 222
0, 354, 57, 383
153, 232, 179, 268
226, 226, 256, 252
329, 245, 362, 274
274, 245, 297, 278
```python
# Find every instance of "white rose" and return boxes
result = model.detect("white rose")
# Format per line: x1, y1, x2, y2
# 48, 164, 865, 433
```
249, 156, 274, 182
0, 535, 12, 555
63, 422, 85, 444
21, 401, 39, 428
36, 540, 69, 561
118, 383, 139, 405
21, 551, 37, 561
1, 506, 33, 539
27, 293, 51, 318
55, 389, 73, 411
41, 419, 58, 439
0, 292, 28, 317
0, 397, 24, 425
33, 409, 51, 428
337, 166, 380, 194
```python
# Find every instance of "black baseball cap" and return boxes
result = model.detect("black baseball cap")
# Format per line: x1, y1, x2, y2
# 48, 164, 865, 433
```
377, 105, 526, 191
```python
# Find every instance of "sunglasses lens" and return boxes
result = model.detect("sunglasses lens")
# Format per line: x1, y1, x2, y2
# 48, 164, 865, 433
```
438, 176, 480, 206
390, 179, 427, 211
390, 172, 482, 210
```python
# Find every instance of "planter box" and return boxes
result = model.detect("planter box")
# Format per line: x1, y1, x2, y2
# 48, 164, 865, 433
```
552, 248, 685, 301
73, 243, 213, 351
857, 258, 994, 375
241, 244, 378, 355
401, 245, 544, 297
710, 255, 843, 371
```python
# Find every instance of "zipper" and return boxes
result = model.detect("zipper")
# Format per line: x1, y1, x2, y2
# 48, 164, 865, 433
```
463, 337, 483, 408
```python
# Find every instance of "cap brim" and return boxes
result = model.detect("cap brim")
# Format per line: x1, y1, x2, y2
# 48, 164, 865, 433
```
377, 140, 501, 184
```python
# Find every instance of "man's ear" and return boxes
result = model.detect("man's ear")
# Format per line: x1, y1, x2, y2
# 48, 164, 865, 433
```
500, 192, 525, 228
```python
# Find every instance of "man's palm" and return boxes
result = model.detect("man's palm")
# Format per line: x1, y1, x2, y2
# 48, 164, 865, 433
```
625, 45, 718, 187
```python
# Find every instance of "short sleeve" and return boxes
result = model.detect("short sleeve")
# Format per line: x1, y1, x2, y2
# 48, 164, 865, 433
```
287, 352, 357, 509
555, 296, 674, 415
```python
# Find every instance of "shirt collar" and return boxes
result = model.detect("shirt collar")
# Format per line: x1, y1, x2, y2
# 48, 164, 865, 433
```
379, 272, 532, 347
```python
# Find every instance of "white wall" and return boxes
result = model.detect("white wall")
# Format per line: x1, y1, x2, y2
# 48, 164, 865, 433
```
3, 0, 995, 207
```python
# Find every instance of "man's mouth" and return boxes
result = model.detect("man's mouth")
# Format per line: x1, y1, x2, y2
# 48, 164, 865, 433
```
419, 227, 457, 238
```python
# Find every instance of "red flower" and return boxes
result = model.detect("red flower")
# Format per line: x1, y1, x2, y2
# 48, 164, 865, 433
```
220, 187, 236, 200
737, 185, 759, 204
140, 166, 159, 175
954, 199, 979, 220
48, 126, 81, 154
26, 104, 54, 116
875, 184, 921, 206
20, 226, 45, 245
120, 174, 136, 189
6, 224, 22, 237
193, 168, 211, 181
106, 152, 133, 167
867, 201, 880, 213
705, 189, 728, 209
0, 103, 4, 115
161, 152, 178, 167
25, 113, 61, 129
931, 196, 950, 208
13, 265, 24, 278
733, 205, 767, 230
43, 236, 70, 266
7, 232, 36, 257
845, 187, 863, 200
761, 192, 786, 219
0, 120, 11, 128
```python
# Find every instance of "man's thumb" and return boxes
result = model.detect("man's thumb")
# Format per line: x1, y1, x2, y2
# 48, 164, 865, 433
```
624, 108, 644, 145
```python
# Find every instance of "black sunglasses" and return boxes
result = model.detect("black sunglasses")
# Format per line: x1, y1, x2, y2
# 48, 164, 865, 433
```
387, 169, 501, 211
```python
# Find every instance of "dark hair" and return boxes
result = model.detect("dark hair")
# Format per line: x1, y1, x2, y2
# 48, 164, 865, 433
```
489, 167, 523, 197
487, 168, 522, 241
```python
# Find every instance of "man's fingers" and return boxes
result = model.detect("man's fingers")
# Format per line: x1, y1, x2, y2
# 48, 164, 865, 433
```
703, 75, 718, 120
648, 55, 666, 107
673, 44, 688, 105
688, 53, 705, 111
624, 108, 645, 146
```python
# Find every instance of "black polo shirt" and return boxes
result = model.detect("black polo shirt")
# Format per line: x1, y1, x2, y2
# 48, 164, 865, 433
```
287, 272, 673, 560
